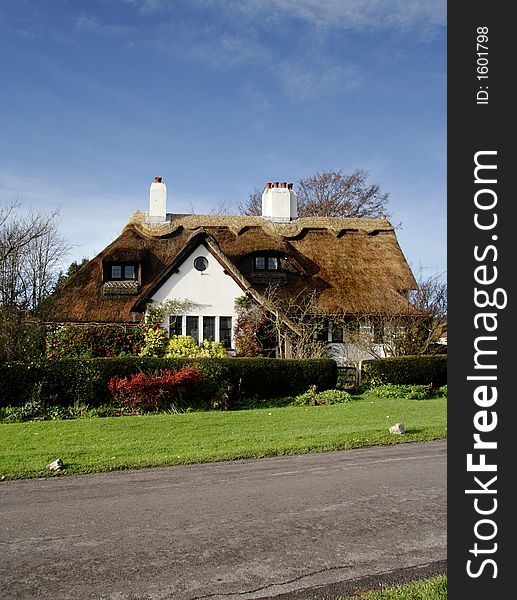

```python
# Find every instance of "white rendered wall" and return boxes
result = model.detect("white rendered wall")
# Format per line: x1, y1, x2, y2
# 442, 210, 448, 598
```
149, 244, 243, 346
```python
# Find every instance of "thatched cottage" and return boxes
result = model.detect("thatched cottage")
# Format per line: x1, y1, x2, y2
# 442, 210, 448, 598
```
43, 177, 417, 358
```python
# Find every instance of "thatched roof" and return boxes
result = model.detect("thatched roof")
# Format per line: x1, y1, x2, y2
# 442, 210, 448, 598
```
42, 211, 417, 324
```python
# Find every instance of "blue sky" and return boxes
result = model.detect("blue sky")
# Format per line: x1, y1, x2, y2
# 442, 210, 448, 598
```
0, 0, 446, 277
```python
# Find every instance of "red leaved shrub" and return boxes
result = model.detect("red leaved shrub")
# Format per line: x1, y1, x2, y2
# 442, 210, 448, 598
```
108, 367, 200, 413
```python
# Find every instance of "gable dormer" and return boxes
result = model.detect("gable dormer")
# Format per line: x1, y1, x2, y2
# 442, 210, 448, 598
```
101, 252, 143, 297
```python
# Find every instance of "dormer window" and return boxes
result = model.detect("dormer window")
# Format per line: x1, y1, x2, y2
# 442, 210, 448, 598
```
109, 264, 136, 281
267, 257, 278, 270
254, 255, 279, 271
101, 257, 141, 296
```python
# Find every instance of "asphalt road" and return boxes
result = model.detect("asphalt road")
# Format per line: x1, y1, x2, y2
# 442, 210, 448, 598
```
0, 441, 446, 600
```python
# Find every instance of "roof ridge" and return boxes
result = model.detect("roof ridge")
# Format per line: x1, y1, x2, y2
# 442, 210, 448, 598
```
127, 211, 393, 238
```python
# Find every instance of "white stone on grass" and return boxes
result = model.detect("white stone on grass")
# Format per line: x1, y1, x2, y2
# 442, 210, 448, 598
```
389, 423, 405, 435
46, 458, 64, 472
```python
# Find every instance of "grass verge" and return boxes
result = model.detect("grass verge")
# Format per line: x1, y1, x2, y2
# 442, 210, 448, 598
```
341, 575, 447, 599
0, 395, 446, 480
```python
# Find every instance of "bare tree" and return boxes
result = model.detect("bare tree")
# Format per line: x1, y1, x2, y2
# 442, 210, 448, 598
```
0, 199, 71, 311
248, 285, 329, 359
20, 225, 71, 310
238, 169, 389, 218
404, 270, 447, 354
209, 199, 237, 216
335, 270, 447, 358
0, 200, 58, 265
237, 187, 263, 216
235, 270, 446, 361
298, 169, 389, 218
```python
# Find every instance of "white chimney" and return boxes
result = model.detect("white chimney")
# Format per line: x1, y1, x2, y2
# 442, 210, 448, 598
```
261, 181, 298, 223
148, 176, 168, 223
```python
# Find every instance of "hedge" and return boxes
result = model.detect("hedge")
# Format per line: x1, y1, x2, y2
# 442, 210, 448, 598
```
0, 357, 337, 410
361, 355, 447, 388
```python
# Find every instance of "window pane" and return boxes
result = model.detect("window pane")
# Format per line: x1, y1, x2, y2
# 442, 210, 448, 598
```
203, 316, 215, 341
373, 322, 384, 343
331, 322, 343, 343
186, 316, 199, 344
124, 265, 135, 279
111, 265, 122, 279
255, 256, 265, 270
168, 315, 183, 337
194, 256, 208, 271
267, 257, 278, 270
219, 316, 232, 348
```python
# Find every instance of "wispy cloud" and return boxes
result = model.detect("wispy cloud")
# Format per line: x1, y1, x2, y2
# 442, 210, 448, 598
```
75, 14, 136, 38
137, 13, 361, 100
121, 0, 165, 15
110, 0, 443, 101
276, 58, 362, 99
6, 0, 444, 112
123, 0, 446, 33
150, 26, 271, 70
254, 0, 446, 32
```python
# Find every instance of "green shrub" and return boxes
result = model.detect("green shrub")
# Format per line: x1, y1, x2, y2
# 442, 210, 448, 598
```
367, 384, 433, 400
436, 384, 447, 397
362, 355, 447, 388
231, 358, 337, 401
366, 382, 449, 400
0, 401, 126, 423
293, 387, 352, 406
197, 340, 227, 358
86, 404, 126, 418
46, 325, 145, 358
317, 389, 352, 404
0, 357, 338, 411
138, 326, 169, 357
1, 398, 47, 422
0, 309, 46, 362
165, 336, 227, 358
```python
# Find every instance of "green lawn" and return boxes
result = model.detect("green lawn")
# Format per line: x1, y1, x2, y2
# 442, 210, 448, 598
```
340, 575, 447, 599
0, 395, 446, 480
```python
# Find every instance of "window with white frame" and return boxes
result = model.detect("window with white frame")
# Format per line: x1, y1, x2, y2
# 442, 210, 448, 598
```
167, 315, 232, 347
186, 316, 199, 343
254, 254, 279, 271
219, 316, 232, 348
168, 315, 183, 337
203, 316, 216, 341
108, 263, 136, 280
